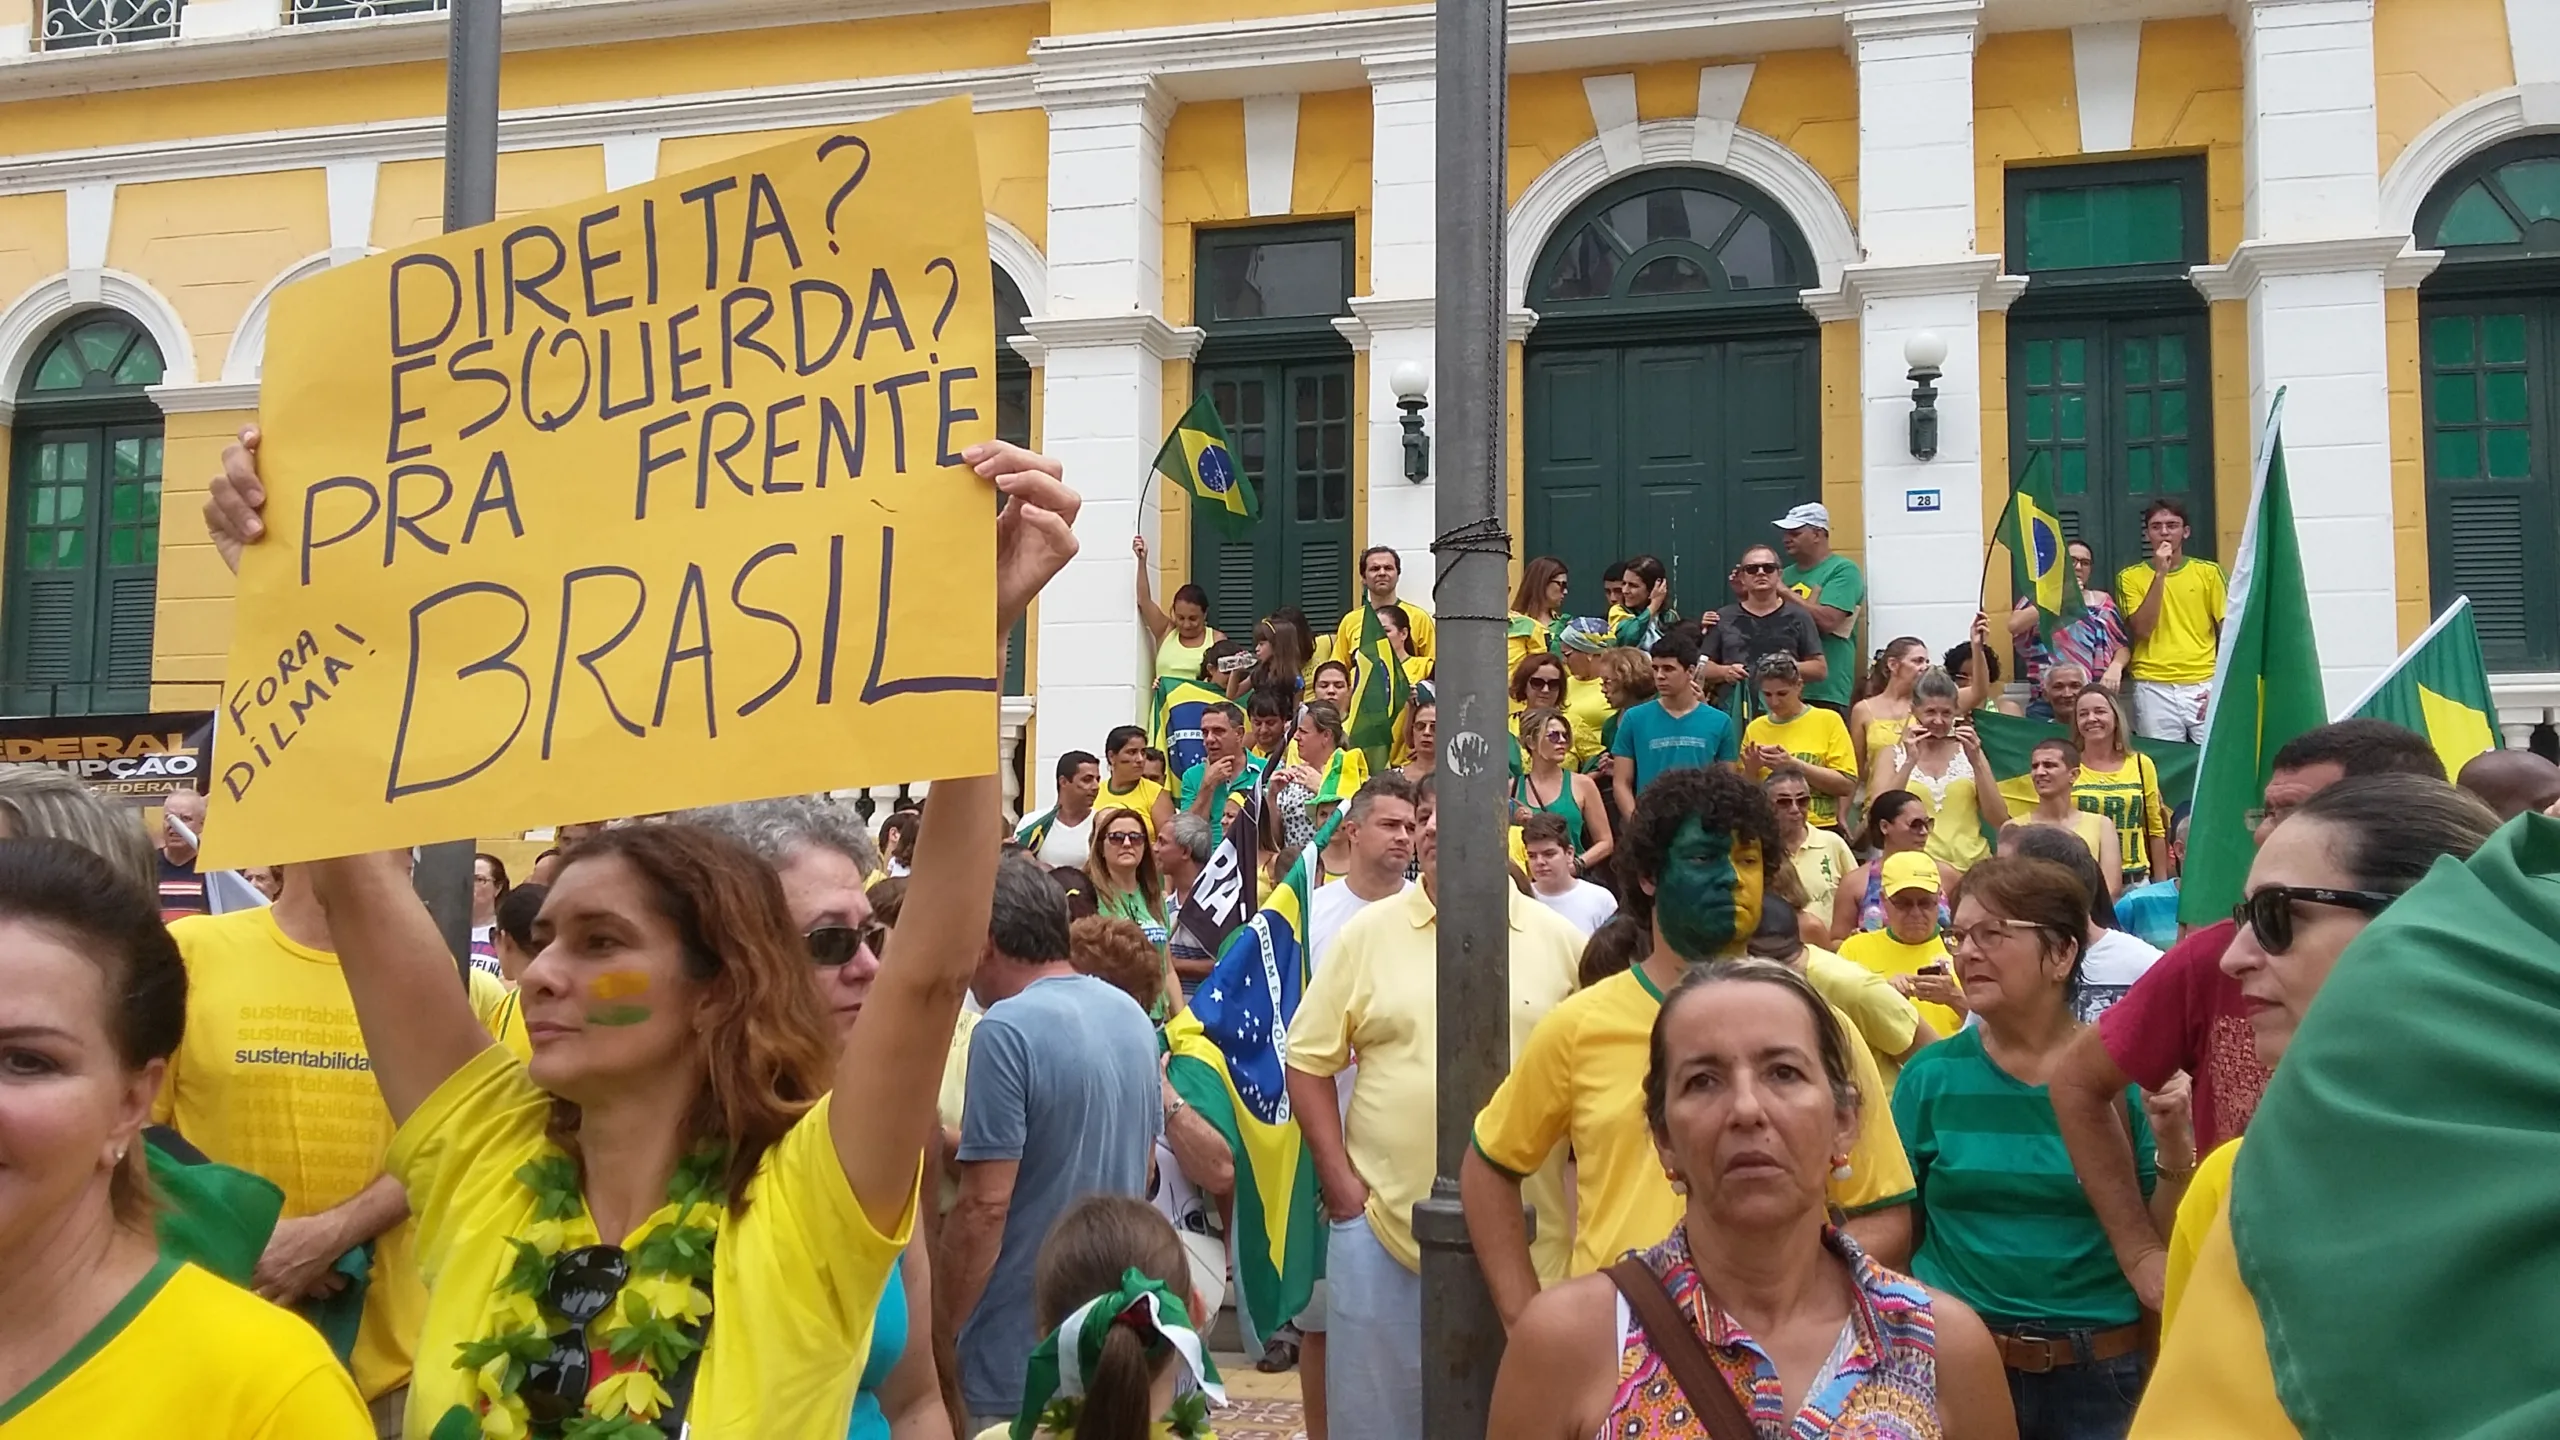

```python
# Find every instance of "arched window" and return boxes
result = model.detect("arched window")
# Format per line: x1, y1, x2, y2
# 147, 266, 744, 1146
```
1529, 170, 1813, 318
2416, 136, 2560, 670
2421, 140, 2560, 261
1521, 169, 1818, 641
4, 312, 168, 715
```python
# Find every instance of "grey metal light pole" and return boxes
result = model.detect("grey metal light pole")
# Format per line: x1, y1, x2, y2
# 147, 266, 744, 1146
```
416, 0, 503, 966
1414, 0, 1511, 1429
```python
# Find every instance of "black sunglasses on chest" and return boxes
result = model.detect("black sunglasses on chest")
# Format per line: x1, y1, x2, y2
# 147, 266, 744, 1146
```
2231, 884, 2396, 954
518, 1245, 631, 1427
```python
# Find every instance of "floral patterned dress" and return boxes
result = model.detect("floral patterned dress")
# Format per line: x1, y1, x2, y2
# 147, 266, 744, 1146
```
1602, 1226, 1942, 1440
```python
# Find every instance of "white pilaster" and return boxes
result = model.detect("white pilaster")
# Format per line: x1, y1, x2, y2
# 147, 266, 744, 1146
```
2215, 0, 2394, 707
1845, 0, 1999, 648
1351, 52, 1439, 581
1027, 79, 1187, 808
2510, 0, 2560, 88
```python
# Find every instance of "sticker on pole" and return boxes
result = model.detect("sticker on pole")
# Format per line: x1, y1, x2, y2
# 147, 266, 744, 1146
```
203, 97, 996, 867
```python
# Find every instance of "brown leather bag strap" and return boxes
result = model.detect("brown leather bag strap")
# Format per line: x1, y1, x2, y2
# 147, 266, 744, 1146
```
1604, 1258, 1759, 1440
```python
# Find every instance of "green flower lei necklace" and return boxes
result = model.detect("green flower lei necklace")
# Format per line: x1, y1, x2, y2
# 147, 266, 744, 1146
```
430, 1147, 727, 1440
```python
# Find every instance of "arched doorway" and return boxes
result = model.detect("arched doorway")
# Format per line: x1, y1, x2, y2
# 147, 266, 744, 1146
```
3, 311, 167, 715
2416, 136, 2560, 669
1523, 168, 1820, 618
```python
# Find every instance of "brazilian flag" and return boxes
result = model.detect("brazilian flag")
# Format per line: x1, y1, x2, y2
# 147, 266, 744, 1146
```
1996, 462, 2082, 640
2346, 595, 2503, 781
1150, 674, 1227, 781
1154, 396, 1256, 535
1342, 605, 1411, 772
1971, 708, 2198, 837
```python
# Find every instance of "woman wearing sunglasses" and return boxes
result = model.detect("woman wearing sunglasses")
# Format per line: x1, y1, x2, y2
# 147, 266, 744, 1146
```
680, 796, 960, 1440
195, 431, 1079, 1440
1082, 809, 1171, 961
1511, 705, 1613, 879
2150, 775, 2498, 1341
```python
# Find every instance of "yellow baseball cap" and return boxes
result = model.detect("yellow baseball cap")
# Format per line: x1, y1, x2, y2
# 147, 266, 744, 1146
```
1881, 851, 1941, 896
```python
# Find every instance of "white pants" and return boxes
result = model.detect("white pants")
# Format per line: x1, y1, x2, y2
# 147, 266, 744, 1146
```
1324, 1217, 1422, 1440
2132, 679, 2208, 743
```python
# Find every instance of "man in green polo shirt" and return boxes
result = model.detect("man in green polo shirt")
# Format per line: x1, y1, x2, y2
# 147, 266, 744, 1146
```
1777, 501, 1864, 716
1177, 701, 1264, 820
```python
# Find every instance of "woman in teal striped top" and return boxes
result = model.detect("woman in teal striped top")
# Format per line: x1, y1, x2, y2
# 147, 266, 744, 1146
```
1892, 856, 2196, 1440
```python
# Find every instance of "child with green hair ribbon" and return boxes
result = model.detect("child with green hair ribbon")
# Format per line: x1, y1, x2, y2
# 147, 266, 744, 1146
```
992, 1197, 1227, 1440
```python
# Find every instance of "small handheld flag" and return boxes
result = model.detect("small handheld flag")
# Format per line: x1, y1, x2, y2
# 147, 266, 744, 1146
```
1995, 462, 2083, 640
1153, 396, 1257, 535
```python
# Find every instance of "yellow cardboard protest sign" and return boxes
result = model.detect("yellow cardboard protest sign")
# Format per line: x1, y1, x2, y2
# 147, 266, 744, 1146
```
203, 98, 996, 867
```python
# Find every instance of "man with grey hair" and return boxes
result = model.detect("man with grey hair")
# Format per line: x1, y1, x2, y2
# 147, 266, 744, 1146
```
1158, 810, 1222, 994
677, 794, 882, 1028
941, 854, 1159, 1433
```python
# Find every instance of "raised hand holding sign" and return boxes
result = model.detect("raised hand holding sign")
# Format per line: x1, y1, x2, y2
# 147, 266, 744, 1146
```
202, 98, 998, 867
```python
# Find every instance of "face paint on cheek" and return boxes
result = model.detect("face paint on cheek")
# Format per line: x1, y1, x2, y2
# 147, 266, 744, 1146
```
586, 969, 653, 1026
1656, 822, 1760, 962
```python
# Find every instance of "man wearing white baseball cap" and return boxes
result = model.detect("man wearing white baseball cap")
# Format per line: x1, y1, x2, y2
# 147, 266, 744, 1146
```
1776, 501, 1864, 716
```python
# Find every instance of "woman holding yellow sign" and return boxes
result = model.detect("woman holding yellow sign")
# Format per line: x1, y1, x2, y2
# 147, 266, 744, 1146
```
196, 428, 1082, 1440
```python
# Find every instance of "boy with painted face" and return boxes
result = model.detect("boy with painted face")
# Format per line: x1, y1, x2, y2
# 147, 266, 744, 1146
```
1461, 768, 1919, 1329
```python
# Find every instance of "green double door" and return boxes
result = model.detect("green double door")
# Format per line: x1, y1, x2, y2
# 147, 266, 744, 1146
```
1524, 335, 1818, 620
2007, 313, 2214, 586
3, 421, 163, 715
1188, 358, 1355, 637
2423, 296, 2560, 669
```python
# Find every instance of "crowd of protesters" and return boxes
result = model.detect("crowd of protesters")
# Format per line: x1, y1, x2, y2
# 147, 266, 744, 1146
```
1, 430, 2552, 1440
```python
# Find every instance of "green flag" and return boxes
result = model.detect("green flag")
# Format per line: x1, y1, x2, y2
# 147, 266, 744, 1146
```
2345, 595, 2504, 781
1342, 604, 1409, 769
2231, 816, 2560, 1437
2179, 392, 2329, 928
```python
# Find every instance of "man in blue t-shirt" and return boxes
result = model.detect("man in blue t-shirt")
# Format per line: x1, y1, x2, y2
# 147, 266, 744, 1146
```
1609, 628, 1739, 815
948, 856, 1162, 1430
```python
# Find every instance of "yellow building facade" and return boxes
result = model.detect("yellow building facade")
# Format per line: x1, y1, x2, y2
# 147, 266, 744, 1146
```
0, 0, 2549, 807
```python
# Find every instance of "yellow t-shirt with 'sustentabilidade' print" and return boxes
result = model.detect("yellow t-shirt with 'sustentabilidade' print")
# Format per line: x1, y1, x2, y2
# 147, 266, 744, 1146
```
390, 1046, 913, 1440
1472, 963, 1916, 1278
157, 907, 423, 1402
0, 1258, 371, 1438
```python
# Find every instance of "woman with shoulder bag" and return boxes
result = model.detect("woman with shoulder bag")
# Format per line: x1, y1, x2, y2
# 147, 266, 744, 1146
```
1486, 959, 2012, 1440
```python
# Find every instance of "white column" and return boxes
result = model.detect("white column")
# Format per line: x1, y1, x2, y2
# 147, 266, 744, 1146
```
1346, 53, 1440, 583
1023, 79, 1200, 809
1841, 0, 2004, 650
2195, 0, 2397, 708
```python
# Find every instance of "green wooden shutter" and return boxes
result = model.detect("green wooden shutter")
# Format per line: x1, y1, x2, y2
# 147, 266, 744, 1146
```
2422, 301, 2553, 668
1188, 359, 1354, 636
2009, 314, 2213, 584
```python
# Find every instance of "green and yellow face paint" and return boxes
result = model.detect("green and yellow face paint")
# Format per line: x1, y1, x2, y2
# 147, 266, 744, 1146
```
585, 968, 653, 1027
1654, 818, 1764, 963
